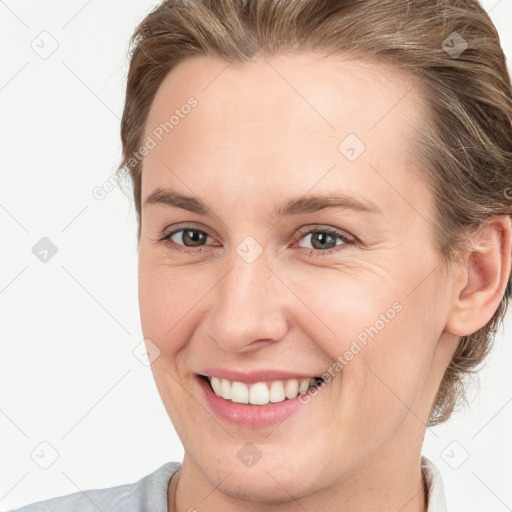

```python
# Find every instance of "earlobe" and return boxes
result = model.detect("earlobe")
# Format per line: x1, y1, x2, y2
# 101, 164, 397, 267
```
445, 216, 512, 337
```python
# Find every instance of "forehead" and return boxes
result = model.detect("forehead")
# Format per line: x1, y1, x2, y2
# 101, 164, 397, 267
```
142, 53, 427, 215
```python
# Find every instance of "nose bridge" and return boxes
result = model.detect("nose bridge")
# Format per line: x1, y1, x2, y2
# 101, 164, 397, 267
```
206, 245, 288, 351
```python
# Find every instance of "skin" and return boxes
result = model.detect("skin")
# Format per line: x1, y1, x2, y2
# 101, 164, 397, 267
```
137, 53, 512, 512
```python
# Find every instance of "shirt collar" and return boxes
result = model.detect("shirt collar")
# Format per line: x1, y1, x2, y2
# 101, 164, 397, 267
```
422, 455, 447, 512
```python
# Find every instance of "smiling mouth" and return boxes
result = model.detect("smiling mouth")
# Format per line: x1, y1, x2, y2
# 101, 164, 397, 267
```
200, 375, 324, 405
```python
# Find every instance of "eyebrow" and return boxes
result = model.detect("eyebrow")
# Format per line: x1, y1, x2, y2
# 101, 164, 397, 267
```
143, 187, 383, 217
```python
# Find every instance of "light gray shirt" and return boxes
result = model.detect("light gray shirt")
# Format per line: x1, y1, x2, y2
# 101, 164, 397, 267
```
8, 456, 447, 511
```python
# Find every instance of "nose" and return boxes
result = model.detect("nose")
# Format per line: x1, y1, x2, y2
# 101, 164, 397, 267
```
205, 249, 289, 353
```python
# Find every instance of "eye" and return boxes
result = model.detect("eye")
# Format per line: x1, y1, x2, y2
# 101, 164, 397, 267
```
158, 224, 355, 256
294, 226, 354, 256
160, 226, 216, 254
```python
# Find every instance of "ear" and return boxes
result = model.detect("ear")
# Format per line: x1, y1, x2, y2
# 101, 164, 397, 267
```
445, 216, 512, 337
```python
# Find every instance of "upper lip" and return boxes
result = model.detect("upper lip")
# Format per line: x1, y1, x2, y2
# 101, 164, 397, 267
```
198, 367, 323, 384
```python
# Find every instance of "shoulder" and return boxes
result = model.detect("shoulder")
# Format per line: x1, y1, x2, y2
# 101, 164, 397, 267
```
8, 461, 181, 512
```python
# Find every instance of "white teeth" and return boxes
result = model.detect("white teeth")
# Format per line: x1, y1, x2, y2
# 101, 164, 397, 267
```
284, 379, 299, 399
207, 376, 319, 405
221, 378, 231, 400
249, 382, 269, 405
231, 381, 249, 404
299, 378, 310, 393
269, 381, 285, 403
210, 376, 222, 396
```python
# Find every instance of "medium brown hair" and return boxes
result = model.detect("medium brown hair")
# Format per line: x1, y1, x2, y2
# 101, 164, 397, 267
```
118, 0, 512, 425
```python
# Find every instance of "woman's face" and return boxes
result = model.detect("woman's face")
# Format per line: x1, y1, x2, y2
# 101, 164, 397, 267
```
138, 53, 459, 501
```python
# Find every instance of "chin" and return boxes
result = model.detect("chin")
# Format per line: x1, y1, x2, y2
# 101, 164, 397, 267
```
196, 452, 324, 503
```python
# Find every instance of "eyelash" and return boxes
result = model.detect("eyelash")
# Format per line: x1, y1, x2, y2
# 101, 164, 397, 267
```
158, 225, 355, 257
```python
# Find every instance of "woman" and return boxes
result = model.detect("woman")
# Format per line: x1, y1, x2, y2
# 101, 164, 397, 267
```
10, 0, 512, 510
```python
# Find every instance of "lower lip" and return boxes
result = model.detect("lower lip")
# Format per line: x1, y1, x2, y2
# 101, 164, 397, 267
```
197, 376, 313, 428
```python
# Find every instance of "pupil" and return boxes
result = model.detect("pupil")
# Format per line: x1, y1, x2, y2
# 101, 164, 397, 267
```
184, 230, 205, 246
312, 232, 335, 250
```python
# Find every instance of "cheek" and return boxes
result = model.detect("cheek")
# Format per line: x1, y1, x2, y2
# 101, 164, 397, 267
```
137, 254, 206, 422
296, 255, 443, 364
332, 280, 444, 434
137, 252, 213, 347
293, 261, 444, 423
283, 262, 402, 353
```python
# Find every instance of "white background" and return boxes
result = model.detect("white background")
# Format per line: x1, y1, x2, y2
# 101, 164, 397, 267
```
1, 1, 511, 510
